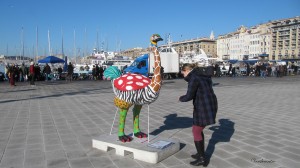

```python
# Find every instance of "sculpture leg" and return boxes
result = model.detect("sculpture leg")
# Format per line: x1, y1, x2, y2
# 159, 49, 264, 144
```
114, 97, 133, 142
133, 105, 147, 138
118, 108, 127, 137
118, 108, 132, 142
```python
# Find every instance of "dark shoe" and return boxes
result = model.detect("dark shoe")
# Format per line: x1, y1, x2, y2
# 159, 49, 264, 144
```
190, 156, 205, 166
190, 140, 206, 166
191, 153, 199, 159
191, 134, 205, 159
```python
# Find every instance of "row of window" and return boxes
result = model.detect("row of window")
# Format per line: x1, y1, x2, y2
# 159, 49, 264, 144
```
272, 50, 299, 54
174, 45, 215, 48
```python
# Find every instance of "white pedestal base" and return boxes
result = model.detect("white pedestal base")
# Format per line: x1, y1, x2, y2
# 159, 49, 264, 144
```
92, 134, 180, 164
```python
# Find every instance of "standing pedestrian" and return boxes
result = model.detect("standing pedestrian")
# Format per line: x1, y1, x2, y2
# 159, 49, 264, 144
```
246, 63, 250, 76
260, 63, 266, 78
67, 62, 74, 81
29, 62, 36, 86
20, 63, 26, 81
8, 64, 16, 86
57, 66, 63, 79
228, 63, 232, 76
43, 63, 51, 81
92, 65, 96, 80
99, 66, 104, 80
95, 64, 100, 80
4, 63, 9, 81
179, 63, 218, 166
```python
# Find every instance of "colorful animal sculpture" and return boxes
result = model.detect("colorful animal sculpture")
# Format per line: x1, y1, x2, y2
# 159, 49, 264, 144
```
104, 34, 163, 142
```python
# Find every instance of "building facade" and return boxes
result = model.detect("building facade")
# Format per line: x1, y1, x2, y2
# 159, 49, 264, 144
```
217, 16, 300, 61
270, 16, 300, 60
217, 24, 272, 60
119, 47, 148, 59
161, 38, 217, 58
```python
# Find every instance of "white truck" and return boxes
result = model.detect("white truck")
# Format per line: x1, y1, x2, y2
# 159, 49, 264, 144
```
124, 46, 180, 79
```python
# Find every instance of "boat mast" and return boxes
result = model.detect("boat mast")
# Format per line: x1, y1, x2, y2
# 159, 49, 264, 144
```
167, 33, 171, 48
73, 28, 76, 64
48, 29, 52, 56
61, 27, 64, 57
97, 29, 99, 52
36, 26, 38, 61
84, 27, 87, 57
21, 26, 24, 60
6, 44, 8, 57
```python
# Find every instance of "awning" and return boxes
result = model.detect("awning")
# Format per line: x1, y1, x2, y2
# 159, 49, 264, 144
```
38, 56, 65, 64
242, 60, 258, 65
259, 53, 269, 57
281, 59, 300, 62
227, 59, 239, 64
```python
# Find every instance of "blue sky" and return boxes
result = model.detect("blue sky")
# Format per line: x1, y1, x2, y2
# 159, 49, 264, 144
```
0, 0, 299, 57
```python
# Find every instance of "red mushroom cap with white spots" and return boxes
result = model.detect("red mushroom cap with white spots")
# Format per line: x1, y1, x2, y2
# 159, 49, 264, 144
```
114, 73, 151, 91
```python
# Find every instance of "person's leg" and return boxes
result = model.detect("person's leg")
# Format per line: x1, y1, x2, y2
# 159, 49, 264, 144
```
30, 74, 33, 85
190, 125, 206, 166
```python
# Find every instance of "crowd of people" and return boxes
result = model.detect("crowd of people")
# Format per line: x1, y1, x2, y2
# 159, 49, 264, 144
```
91, 64, 104, 80
3, 62, 74, 86
3, 60, 299, 87
2, 61, 109, 86
212, 61, 299, 78
75, 64, 105, 80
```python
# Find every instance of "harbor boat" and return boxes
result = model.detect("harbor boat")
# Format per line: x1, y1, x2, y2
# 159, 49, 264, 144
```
180, 49, 218, 66
74, 48, 134, 73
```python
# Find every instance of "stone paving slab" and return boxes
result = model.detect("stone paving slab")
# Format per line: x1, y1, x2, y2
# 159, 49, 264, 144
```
0, 76, 300, 168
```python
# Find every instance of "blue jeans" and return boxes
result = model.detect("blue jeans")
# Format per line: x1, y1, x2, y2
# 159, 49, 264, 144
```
260, 71, 266, 78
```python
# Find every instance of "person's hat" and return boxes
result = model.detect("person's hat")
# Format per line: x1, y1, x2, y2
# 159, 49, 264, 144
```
30, 62, 34, 65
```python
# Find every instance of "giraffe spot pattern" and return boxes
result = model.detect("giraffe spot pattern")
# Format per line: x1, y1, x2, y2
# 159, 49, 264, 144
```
114, 97, 132, 109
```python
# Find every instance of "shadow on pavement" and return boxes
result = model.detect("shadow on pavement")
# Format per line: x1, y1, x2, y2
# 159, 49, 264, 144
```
205, 118, 235, 166
0, 86, 112, 104
0, 88, 36, 93
150, 113, 192, 136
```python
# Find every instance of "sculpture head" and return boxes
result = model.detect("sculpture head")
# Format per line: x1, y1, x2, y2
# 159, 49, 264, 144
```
150, 34, 163, 47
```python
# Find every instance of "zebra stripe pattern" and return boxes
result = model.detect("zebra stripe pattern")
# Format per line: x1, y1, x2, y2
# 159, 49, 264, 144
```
114, 86, 159, 105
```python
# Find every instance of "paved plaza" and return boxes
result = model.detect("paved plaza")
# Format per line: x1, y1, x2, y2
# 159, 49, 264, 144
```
0, 76, 300, 168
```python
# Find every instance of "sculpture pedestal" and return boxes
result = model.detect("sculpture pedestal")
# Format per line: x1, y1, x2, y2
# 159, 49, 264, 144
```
92, 134, 180, 164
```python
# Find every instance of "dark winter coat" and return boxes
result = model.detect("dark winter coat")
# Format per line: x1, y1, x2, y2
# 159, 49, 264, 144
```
67, 64, 74, 74
179, 68, 218, 126
43, 65, 51, 74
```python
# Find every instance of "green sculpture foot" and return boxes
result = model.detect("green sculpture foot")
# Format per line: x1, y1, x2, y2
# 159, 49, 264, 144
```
134, 132, 147, 138
119, 135, 132, 143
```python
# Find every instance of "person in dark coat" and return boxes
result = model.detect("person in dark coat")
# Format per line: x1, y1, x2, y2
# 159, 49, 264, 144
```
179, 63, 218, 166
67, 62, 74, 81
228, 63, 232, 76
99, 66, 104, 80
57, 66, 63, 79
246, 63, 250, 76
43, 63, 51, 81
95, 64, 100, 80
